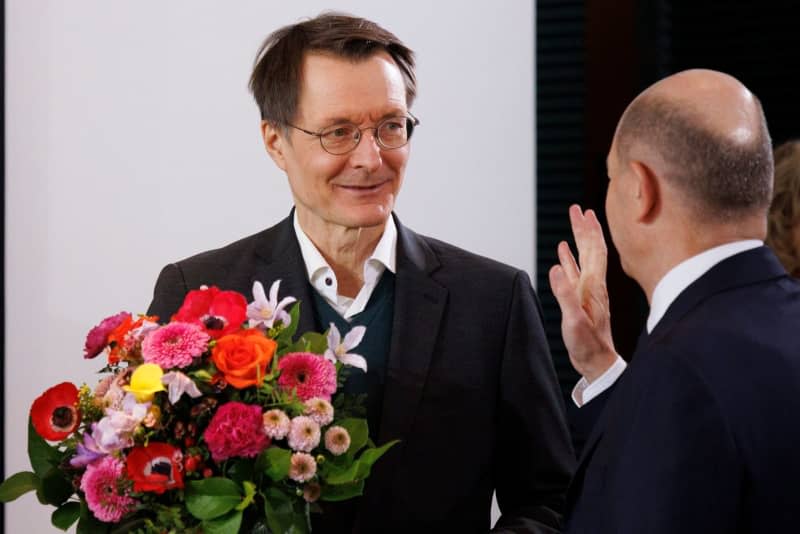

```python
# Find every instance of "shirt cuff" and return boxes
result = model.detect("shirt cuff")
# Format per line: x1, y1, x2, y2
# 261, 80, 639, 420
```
571, 355, 628, 407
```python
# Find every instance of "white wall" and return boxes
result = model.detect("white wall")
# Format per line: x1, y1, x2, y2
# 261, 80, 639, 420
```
4, 1, 535, 531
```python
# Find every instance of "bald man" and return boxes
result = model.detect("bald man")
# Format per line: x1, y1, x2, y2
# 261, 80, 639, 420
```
550, 69, 800, 532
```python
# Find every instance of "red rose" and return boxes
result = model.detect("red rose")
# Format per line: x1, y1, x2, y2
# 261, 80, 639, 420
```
172, 286, 247, 339
125, 442, 184, 494
30, 382, 81, 441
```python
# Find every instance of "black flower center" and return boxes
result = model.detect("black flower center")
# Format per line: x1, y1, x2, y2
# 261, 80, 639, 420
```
150, 460, 172, 477
51, 406, 75, 430
297, 372, 306, 383
203, 316, 225, 330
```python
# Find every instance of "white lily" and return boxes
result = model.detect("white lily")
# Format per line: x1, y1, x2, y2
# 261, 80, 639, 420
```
324, 323, 368, 372
247, 280, 297, 329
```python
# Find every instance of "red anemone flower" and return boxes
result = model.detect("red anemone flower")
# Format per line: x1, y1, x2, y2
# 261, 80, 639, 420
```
30, 382, 81, 441
172, 286, 247, 339
125, 442, 184, 494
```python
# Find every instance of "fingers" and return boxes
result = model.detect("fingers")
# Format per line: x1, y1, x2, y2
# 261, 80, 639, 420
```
557, 241, 580, 284
569, 204, 608, 279
548, 265, 582, 316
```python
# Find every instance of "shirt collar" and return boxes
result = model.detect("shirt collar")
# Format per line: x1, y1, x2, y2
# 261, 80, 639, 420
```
647, 239, 763, 333
292, 211, 397, 285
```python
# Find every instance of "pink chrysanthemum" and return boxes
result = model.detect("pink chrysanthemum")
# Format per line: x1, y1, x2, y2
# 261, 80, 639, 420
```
277, 352, 337, 401
289, 452, 317, 483
303, 482, 321, 503
80, 455, 137, 523
304, 398, 334, 426
141, 322, 210, 369
324, 426, 352, 456
288, 416, 321, 452
262, 409, 291, 440
84, 312, 131, 359
203, 402, 271, 462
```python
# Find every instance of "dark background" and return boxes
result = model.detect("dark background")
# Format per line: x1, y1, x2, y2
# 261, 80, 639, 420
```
537, 0, 800, 398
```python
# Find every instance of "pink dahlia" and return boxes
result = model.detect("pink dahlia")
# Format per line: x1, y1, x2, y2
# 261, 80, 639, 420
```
80, 455, 137, 523
84, 312, 131, 359
324, 426, 351, 456
304, 398, 334, 426
288, 452, 317, 483
203, 402, 271, 462
278, 352, 337, 401
141, 322, 210, 369
262, 409, 291, 440
288, 416, 321, 452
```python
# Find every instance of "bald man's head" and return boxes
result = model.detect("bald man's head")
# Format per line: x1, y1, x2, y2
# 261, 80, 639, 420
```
614, 69, 773, 222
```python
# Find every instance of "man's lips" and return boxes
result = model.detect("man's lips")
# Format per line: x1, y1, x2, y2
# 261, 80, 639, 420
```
334, 180, 391, 191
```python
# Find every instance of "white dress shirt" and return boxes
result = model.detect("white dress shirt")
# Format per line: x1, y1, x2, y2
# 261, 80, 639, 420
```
293, 212, 397, 319
572, 239, 763, 406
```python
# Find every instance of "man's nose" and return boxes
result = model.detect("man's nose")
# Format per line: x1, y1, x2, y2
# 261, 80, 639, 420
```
349, 129, 382, 171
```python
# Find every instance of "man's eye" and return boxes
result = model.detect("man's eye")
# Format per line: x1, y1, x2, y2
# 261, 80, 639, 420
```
325, 125, 355, 138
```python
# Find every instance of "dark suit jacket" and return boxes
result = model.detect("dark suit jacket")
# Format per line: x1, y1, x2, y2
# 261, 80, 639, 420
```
148, 213, 575, 533
566, 246, 800, 533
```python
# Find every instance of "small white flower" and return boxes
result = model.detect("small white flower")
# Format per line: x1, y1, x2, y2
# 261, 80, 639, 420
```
161, 371, 203, 404
247, 280, 296, 329
324, 323, 368, 372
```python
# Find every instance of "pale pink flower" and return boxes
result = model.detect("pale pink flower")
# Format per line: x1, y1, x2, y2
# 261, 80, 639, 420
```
142, 322, 210, 369
278, 352, 337, 401
324, 323, 368, 372
288, 416, 321, 452
162, 371, 203, 404
262, 409, 291, 440
289, 452, 317, 483
303, 398, 334, 426
303, 482, 321, 503
80, 455, 137, 523
324, 426, 351, 456
248, 280, 296, 329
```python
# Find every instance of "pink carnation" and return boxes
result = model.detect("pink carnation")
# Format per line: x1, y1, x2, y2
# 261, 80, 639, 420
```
84, 312, 131, 359
80, 455, 137, 523
262, 409, 291, 440
289, 452, 317, 483
304, 398, 334, 426
288, 416, 321, 452
203, 402, 271, 462
324, 426, 351, 456
278, 352, 337, 401
141, 322, 210, 369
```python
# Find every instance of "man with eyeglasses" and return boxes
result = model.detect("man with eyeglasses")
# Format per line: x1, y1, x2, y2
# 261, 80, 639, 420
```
147, 13, 573, 533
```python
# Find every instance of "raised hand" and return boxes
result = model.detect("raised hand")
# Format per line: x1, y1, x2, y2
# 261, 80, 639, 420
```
548, 205, 617, 383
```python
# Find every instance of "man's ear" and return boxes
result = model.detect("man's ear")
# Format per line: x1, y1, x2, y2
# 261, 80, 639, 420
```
629, 160, 660, 224
261, 120, 288, 171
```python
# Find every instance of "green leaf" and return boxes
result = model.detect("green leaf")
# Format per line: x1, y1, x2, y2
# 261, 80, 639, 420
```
354, 440, 400, 479
27, 418, 62, 478
226, 458, 255, 485
262, 487, 309, 534
336, 418, 369, 460
51, 501, 81, 531
0, 471, 40, 502
185, 477, 243, 520
259, 446, 292, 482
298, 332, 328, 355
40, 468, 75, 505
283, 302, 301, 341
203, 510, 243, 534
320, 479, 365, 502
320, 460, 360, 485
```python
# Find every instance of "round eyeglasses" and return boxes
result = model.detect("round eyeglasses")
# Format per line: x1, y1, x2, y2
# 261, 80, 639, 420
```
286, 113, 420, 155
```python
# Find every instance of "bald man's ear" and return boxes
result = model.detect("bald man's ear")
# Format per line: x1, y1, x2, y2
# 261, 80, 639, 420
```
261, 121, 288, 171
629, 160, 660, 224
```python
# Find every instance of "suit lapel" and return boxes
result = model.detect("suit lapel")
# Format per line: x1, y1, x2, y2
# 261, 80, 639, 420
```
250, 212, 317, 335
378, 216, 447, 445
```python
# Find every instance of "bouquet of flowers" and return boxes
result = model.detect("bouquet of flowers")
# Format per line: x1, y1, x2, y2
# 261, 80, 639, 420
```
0, 280, 396, 533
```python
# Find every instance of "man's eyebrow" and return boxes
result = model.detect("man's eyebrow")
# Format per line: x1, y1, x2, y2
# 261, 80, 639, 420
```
317, 111, 408, 126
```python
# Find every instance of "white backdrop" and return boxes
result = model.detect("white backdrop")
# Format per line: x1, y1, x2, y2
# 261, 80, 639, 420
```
4, 1, 535, 531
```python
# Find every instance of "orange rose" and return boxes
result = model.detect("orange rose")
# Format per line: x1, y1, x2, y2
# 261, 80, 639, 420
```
211, 329, 277, 389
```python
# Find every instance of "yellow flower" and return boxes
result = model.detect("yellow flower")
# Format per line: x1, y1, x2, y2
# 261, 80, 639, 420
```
123, 363, 165, 402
